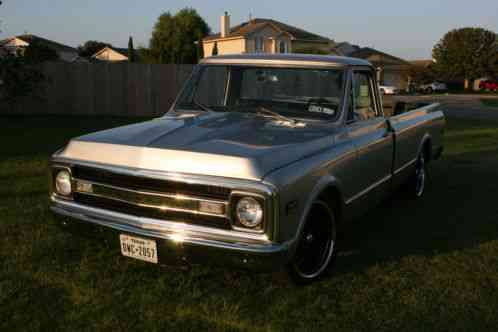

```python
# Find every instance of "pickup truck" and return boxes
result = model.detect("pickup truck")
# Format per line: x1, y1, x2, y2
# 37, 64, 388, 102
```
50, 54, 445, 283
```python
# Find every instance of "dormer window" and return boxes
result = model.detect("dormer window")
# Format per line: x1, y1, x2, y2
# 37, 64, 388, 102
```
255, 36, 264, 52
278, 40, 288, 53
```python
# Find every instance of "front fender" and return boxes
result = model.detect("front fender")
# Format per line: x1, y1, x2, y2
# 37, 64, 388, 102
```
287, 175, 343, 257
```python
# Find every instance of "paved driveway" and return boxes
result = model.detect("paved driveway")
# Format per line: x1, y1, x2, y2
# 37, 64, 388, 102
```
384, 94, 498, 121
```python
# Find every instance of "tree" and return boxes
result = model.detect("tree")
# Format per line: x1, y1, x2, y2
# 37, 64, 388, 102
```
433, 27, 498, 88
196, 40, 204, 62
211, 41, 218, 56
138, 47, 156, 64
0, 54, 46, 105
23, 40, 59, 63
128, 36, 136, 63
409, 64, 437, 85
0, 2, 49, 105
77, 40, 112, 57
149, 8, 210, 64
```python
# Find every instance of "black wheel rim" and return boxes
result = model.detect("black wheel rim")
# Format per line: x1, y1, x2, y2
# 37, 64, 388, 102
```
293, 201, 335, 279
415, 155, 425, 197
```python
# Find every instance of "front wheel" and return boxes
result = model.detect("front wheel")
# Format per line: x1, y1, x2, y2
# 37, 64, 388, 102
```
287, 200, 337, 284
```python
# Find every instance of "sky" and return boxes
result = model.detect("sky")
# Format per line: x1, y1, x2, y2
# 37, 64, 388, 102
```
1, 0, 497, 60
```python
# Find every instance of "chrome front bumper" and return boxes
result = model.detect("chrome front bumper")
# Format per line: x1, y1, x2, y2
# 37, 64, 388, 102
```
51, 197, 290, 270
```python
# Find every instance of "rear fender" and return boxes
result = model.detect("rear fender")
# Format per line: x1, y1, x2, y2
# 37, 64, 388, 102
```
417, 133, 432, 162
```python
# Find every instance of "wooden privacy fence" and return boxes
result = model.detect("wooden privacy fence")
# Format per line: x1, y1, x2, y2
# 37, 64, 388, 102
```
1, 62, 194, 116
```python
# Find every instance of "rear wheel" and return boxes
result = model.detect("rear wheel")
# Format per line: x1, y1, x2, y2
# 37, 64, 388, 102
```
408, 153, 427, 198
287, 200, 337, 284
425, 87, 433, 94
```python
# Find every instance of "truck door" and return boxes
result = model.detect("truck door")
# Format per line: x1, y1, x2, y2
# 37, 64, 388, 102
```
345, 69, 394, 213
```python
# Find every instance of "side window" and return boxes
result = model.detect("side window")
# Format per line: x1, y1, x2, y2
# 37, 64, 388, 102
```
195, 66, 228, 106
351, 71, 377, 121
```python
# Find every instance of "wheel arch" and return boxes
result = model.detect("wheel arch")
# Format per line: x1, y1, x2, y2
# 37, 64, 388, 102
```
290, 176, 344, 256
418, 133, 433, 162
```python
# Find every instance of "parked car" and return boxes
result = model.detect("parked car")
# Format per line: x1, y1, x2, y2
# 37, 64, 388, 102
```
49, 54, 445, 283
379, 85, 399, 95
479, 80, 498, 92
419, 82, 447, 94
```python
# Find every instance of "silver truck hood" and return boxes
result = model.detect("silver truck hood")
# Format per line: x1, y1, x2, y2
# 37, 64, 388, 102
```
58, 112, 335, 181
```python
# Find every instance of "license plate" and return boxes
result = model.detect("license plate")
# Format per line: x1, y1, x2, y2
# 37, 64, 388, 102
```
120, 234, 158, 264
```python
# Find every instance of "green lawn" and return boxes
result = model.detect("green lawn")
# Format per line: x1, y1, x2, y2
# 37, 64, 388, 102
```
1, 115, 498, 331
480, 98, 498, 108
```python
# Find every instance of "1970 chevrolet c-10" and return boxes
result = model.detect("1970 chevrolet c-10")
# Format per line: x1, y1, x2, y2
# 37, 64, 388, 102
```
50, 54, 445, 283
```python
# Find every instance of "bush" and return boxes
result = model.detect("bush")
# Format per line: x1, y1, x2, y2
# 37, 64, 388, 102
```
0, 53, 46, 105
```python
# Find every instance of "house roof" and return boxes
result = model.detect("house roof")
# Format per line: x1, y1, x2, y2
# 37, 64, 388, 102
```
335, 42, 361, 56
203, 18, 330, 43
92, 46, 127, 59
410, 59, 434, 67
349, 47, 410, 65
109, 47, 130, 57
13, 34, 77, 53
92, 46, 140, 61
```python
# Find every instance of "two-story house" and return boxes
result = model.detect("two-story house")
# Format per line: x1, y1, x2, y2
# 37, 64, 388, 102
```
202, 13, 338, 57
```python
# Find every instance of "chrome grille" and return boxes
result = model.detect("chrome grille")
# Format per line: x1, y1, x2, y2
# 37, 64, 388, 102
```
72, 165, 231, 200
74, 194, 231, 229
70, 166, 232, 229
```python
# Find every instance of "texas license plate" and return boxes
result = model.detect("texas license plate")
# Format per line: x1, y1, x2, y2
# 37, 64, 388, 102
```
120, 234, 158, 264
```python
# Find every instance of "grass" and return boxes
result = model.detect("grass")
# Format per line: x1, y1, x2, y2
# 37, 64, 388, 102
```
1, 115, 498, 331
481, 98, 498, 108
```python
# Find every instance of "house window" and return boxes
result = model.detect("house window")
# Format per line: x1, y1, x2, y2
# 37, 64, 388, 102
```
255, 37, 264, 53
278, 40, 287, 53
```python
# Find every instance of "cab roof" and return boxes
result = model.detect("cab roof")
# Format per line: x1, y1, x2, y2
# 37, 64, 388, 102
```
200, 53, 372, 68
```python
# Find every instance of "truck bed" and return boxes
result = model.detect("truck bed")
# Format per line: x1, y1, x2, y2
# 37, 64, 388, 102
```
389, 103, 445, 181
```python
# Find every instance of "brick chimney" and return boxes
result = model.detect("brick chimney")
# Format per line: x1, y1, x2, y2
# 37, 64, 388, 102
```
221, 11, 230, 38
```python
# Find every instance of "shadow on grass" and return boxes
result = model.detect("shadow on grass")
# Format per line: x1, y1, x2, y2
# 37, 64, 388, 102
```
335, 150, 498, 275
0, 272, 70, 331
2, 115, 152, 159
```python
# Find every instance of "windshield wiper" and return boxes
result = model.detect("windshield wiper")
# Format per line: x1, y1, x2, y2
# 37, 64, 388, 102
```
192, 98, 213, 112
256, 106, 298, 125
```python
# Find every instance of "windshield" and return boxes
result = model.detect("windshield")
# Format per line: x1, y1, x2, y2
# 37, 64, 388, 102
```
175, 65, 345, 120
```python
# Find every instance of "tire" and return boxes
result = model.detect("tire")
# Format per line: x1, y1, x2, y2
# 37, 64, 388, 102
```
409, 153, 427, 198
425, 87, 433, 94
287, 200, 337, 284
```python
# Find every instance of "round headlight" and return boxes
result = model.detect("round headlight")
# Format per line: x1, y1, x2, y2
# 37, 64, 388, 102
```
236, 197, 263, 228
55, 170, 72, 196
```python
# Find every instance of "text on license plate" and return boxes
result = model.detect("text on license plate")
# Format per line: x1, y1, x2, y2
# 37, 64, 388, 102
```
120, 234, 158, 264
